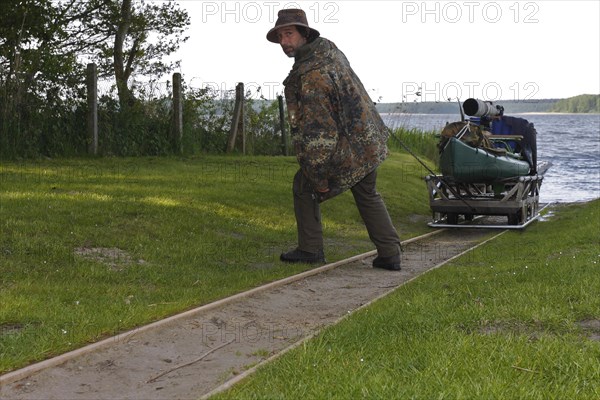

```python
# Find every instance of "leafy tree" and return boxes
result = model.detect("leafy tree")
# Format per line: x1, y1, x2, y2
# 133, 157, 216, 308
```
0, 0, 99, 156
0, 0, 115, 99
0, 0, 190, 157
91, 0, 190, 108
1, 0, 189, 104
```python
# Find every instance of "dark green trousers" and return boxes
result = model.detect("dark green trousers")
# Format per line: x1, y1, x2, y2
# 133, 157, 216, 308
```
293, 169, 401, 257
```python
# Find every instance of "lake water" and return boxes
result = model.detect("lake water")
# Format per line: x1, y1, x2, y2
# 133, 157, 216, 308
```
381, 113, 600, 203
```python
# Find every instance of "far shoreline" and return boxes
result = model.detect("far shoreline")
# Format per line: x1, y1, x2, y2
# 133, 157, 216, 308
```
379, 112, 600, 116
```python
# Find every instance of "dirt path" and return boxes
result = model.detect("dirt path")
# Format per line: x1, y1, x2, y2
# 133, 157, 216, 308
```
1, 229, 501, 400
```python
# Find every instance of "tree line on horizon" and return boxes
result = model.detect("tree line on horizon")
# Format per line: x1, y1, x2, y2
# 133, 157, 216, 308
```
549, 94, 600, 114
376, 94, 600, 115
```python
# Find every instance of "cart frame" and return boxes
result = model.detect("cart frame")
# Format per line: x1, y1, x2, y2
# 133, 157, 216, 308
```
425, 174, 545, 229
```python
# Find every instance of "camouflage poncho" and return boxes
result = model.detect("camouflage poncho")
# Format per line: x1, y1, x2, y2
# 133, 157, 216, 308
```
283, 37, 389, 201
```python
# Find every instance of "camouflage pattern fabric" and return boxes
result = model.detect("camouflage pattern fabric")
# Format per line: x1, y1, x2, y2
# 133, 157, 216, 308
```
440, 121, 504, 155
283, 37, 389, 201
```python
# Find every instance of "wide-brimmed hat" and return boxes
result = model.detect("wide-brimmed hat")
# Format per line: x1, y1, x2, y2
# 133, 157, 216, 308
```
266, 9, 320, 43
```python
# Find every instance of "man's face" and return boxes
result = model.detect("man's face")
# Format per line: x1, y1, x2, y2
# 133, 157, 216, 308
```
276, 26, 307, 57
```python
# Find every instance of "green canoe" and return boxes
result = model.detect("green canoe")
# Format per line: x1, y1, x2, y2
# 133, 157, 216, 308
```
440, 137, 530, 183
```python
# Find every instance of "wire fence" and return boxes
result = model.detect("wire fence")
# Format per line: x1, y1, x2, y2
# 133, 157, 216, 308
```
0, 65, 289, 159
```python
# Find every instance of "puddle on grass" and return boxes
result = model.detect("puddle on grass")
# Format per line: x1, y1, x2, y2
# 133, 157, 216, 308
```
0, 322, 42, 337
536, 202, 560, 223
478, 320, 600, 342
0, 323, 25, 336
477, 322, 552, 342
537, 209, 556, 222
577, 319, 600, 341
74, 247, 146, 271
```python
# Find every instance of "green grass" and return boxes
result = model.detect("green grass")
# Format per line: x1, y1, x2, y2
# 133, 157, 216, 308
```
214, 200, 600, 399
388, 127, 441, 168
0, 151, 434, 373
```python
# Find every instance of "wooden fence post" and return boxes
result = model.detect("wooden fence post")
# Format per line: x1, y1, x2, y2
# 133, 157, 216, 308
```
86, 63, 98, 155
226, 82, 245, 154
278, 95, 289, 156
172, 72, 183, 154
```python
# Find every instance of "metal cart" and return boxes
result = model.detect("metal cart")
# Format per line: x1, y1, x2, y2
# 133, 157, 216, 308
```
425, 172, 549, 229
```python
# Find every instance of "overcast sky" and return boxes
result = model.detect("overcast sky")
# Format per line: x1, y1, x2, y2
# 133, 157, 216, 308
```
171, 0, 600, 102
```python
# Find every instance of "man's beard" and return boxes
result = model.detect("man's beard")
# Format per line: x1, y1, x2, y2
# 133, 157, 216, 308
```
283, 47, 295, 57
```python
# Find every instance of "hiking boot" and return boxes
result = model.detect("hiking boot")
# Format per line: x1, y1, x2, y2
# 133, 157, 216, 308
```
373, 253, 401, 271
280, 248, 326, 264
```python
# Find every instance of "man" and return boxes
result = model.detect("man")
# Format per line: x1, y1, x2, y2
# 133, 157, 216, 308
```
267, 9, 402, 270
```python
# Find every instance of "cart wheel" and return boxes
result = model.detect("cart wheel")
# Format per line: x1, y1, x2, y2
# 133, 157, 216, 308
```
508, 210, 522, 225
446, 213, 458, 224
